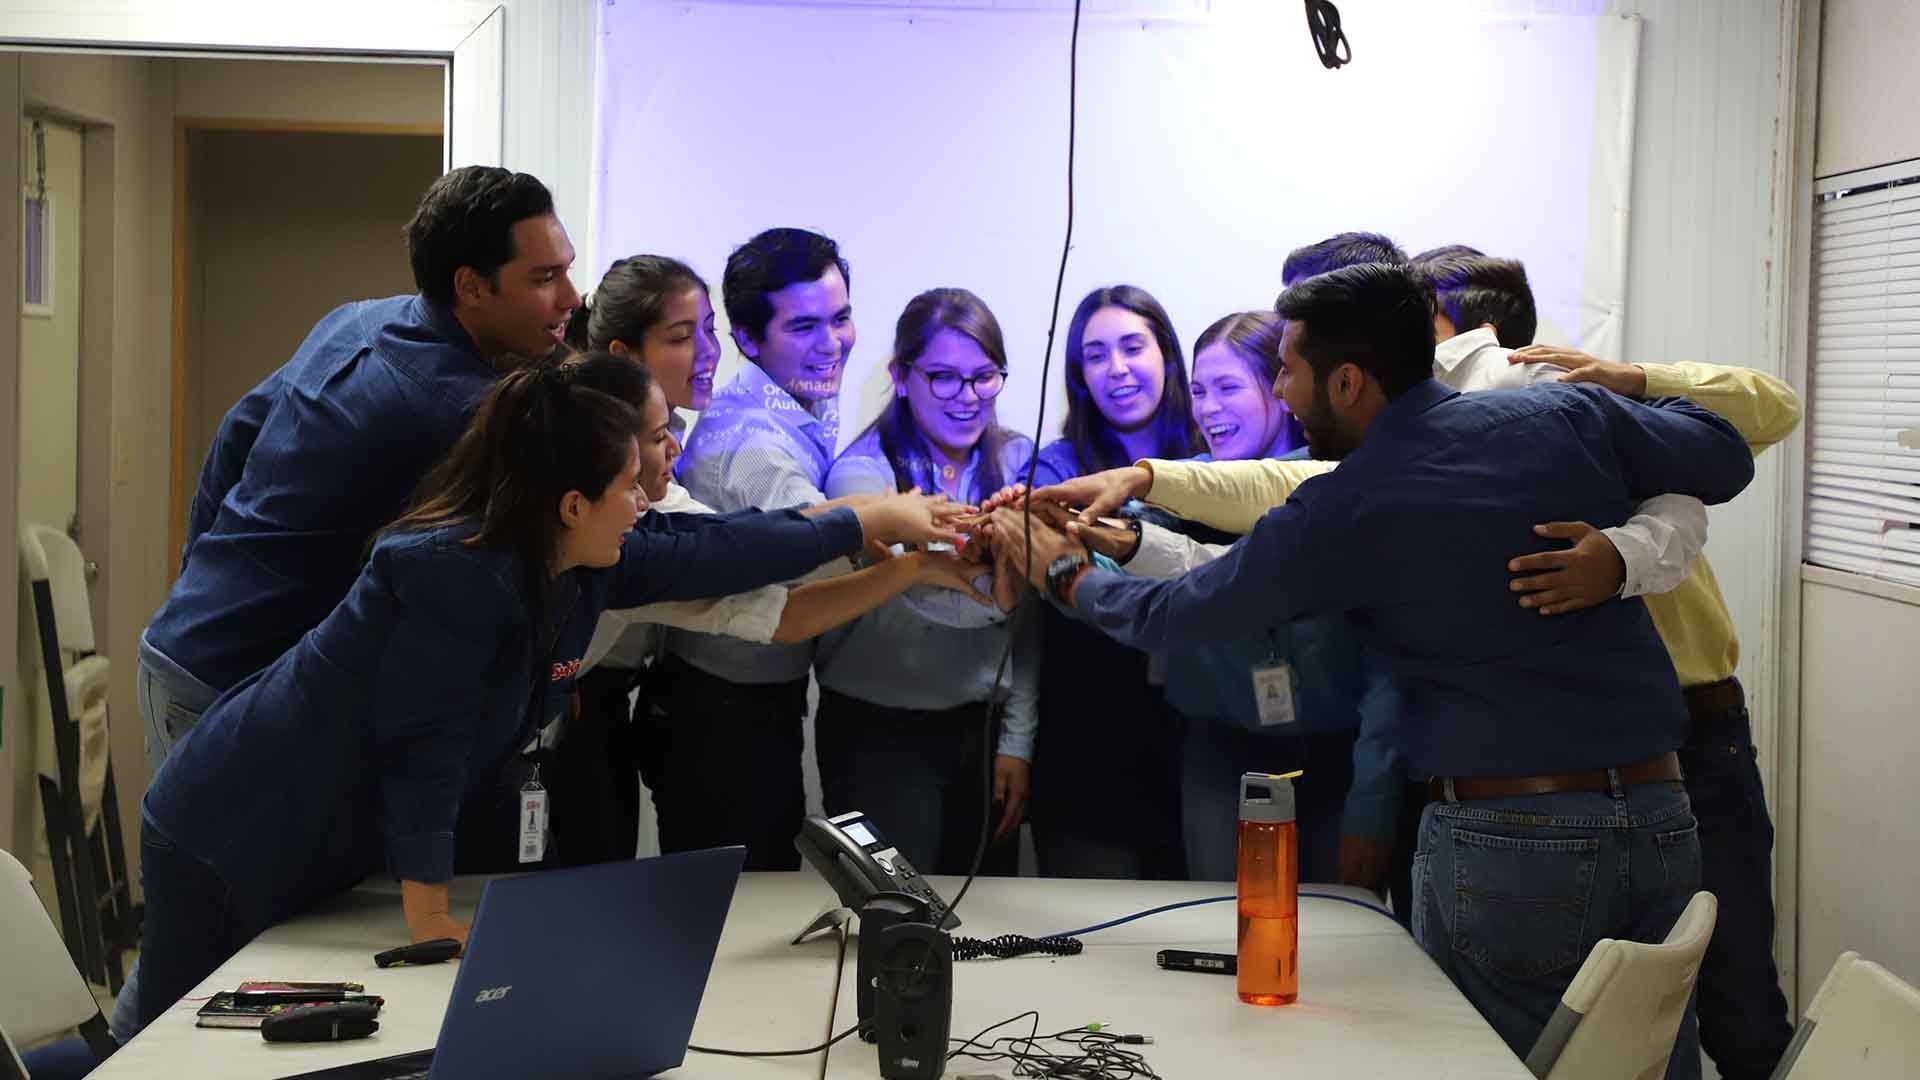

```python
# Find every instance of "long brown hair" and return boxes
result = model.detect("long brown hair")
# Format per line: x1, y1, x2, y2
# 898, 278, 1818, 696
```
388, 352, 656, 589
856, 287, 1018, 500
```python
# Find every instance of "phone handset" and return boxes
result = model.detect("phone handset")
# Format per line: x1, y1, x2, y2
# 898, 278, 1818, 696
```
795, 811, 960, 930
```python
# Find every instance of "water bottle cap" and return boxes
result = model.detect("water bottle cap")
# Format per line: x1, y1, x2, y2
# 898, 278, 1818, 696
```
1239, 771, 1298, 824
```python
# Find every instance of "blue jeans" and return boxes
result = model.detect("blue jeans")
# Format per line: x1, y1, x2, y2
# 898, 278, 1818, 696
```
1680, 686, 1792, 1080
1413, 779, 1702, 1079
135, 633, 219, 771
114, 635, 222, 1043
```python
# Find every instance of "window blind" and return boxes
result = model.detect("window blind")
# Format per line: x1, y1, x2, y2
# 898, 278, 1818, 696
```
1807, 163, 1920, 589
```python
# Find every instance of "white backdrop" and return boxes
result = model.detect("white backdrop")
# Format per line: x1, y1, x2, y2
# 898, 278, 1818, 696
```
592, 0, 1640, 449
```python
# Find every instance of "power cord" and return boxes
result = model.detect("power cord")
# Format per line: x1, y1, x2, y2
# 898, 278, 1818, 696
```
1042, 890, 1397, 941
941, 0, 1083, 936
687, 1020, 866, 1058
948, 1011, 1163, 1079
952, 932, 1084, 961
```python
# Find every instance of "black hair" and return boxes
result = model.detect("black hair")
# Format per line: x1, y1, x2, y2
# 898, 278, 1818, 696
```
1274, 263, 1436, 400
1409, 243, 1486, 263
405, 166, 556, 308
1413, 254, 1539, 349
1281, 231, 1408, 287
1193, 310, 1305, 453
721, 228, 851, 344
1060, 285, 1203, 472
565, 255, 708, 352
854, 288, 1019, 501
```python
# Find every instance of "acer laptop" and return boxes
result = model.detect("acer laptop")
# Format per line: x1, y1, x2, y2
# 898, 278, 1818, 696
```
282, 846, 746, 1079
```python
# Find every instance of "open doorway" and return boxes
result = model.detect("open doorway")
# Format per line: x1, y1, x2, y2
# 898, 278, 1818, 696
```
171, 86, 445, 565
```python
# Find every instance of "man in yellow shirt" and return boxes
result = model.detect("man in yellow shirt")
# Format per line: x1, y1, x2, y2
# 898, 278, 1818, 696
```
1033, 343, 1799, 1080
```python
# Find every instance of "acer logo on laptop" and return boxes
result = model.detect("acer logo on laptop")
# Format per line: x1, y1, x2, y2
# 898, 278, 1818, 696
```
474, 986, 513, 1004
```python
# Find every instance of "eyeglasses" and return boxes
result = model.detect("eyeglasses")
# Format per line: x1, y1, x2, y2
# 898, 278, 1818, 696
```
917, 367, 1007, 401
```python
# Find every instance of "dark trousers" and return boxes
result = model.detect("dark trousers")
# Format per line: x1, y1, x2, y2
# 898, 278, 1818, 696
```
133, 818, 258, 1034
643, 654, 805, 871
548, 665, 645, 867
1177, 719, 1355, 883
1681, 680, 1793, 1080
814, 688, 1018, 877
1028, 609, 1183, 879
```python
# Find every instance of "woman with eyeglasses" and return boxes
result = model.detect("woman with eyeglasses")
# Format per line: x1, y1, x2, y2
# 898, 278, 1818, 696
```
1022, 285, 1203, 880
811, 288, 1035, 875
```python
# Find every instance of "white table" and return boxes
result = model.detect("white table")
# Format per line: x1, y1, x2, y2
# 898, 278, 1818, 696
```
824, 878, 1532, 1079
96, 875, 1529, 1078
93, 873, 850, 1079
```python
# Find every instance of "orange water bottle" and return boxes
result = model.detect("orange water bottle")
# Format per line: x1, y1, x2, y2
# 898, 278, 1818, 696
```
1237, 771, 1299, 1005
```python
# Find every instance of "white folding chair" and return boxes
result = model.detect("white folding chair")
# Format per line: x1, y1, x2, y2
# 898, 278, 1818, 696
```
1523, 890, 1717, 1080
1770, 950, 1920, 1079
0, 849, 117, 1065
20, 523, 136, 994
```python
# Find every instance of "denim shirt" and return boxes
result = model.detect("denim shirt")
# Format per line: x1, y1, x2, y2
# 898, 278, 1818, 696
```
667, 363, 841, 684
812, 426, 1040, 760
146, 295, 495, 692
143, 505, 864, 930
1074, 380, 1756, 778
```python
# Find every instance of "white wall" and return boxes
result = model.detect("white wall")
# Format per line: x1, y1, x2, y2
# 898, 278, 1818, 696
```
1795, 569, 1920, 993
1815, 0, 1920, 177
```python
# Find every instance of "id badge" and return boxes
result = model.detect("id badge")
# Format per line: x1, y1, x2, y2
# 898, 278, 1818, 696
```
1252, 662, 1297, 727
518, 769, 548, 865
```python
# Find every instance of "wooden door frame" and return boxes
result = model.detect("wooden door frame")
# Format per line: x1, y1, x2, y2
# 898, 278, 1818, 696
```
167, 117, 442, 579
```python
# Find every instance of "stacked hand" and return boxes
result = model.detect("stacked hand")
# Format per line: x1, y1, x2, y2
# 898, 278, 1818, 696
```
853, 488, 973, 549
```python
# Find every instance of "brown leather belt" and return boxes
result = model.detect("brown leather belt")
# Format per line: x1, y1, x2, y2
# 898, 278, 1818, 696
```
1683, 677, 1744, 721
1427, 751, 1684, 803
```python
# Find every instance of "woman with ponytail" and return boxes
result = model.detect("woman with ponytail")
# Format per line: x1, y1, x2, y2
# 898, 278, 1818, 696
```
131, 352, 970, 1032
811, 288, 1036, 875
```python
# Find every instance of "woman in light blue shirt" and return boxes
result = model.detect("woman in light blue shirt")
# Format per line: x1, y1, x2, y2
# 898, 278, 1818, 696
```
813, 288, 1035, 875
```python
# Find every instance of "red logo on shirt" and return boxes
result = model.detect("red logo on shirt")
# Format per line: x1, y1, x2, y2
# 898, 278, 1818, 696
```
550, 659, 582, 682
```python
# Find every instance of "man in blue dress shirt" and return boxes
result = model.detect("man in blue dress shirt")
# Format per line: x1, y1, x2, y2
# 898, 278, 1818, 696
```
140, 166, 580, 762
994, 263, 1754, 1077
117, 167, 576, 1045
651, 227, 857, 869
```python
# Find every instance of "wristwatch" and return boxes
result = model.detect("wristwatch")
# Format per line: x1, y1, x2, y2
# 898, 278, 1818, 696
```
1045, 552, 1090, 605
